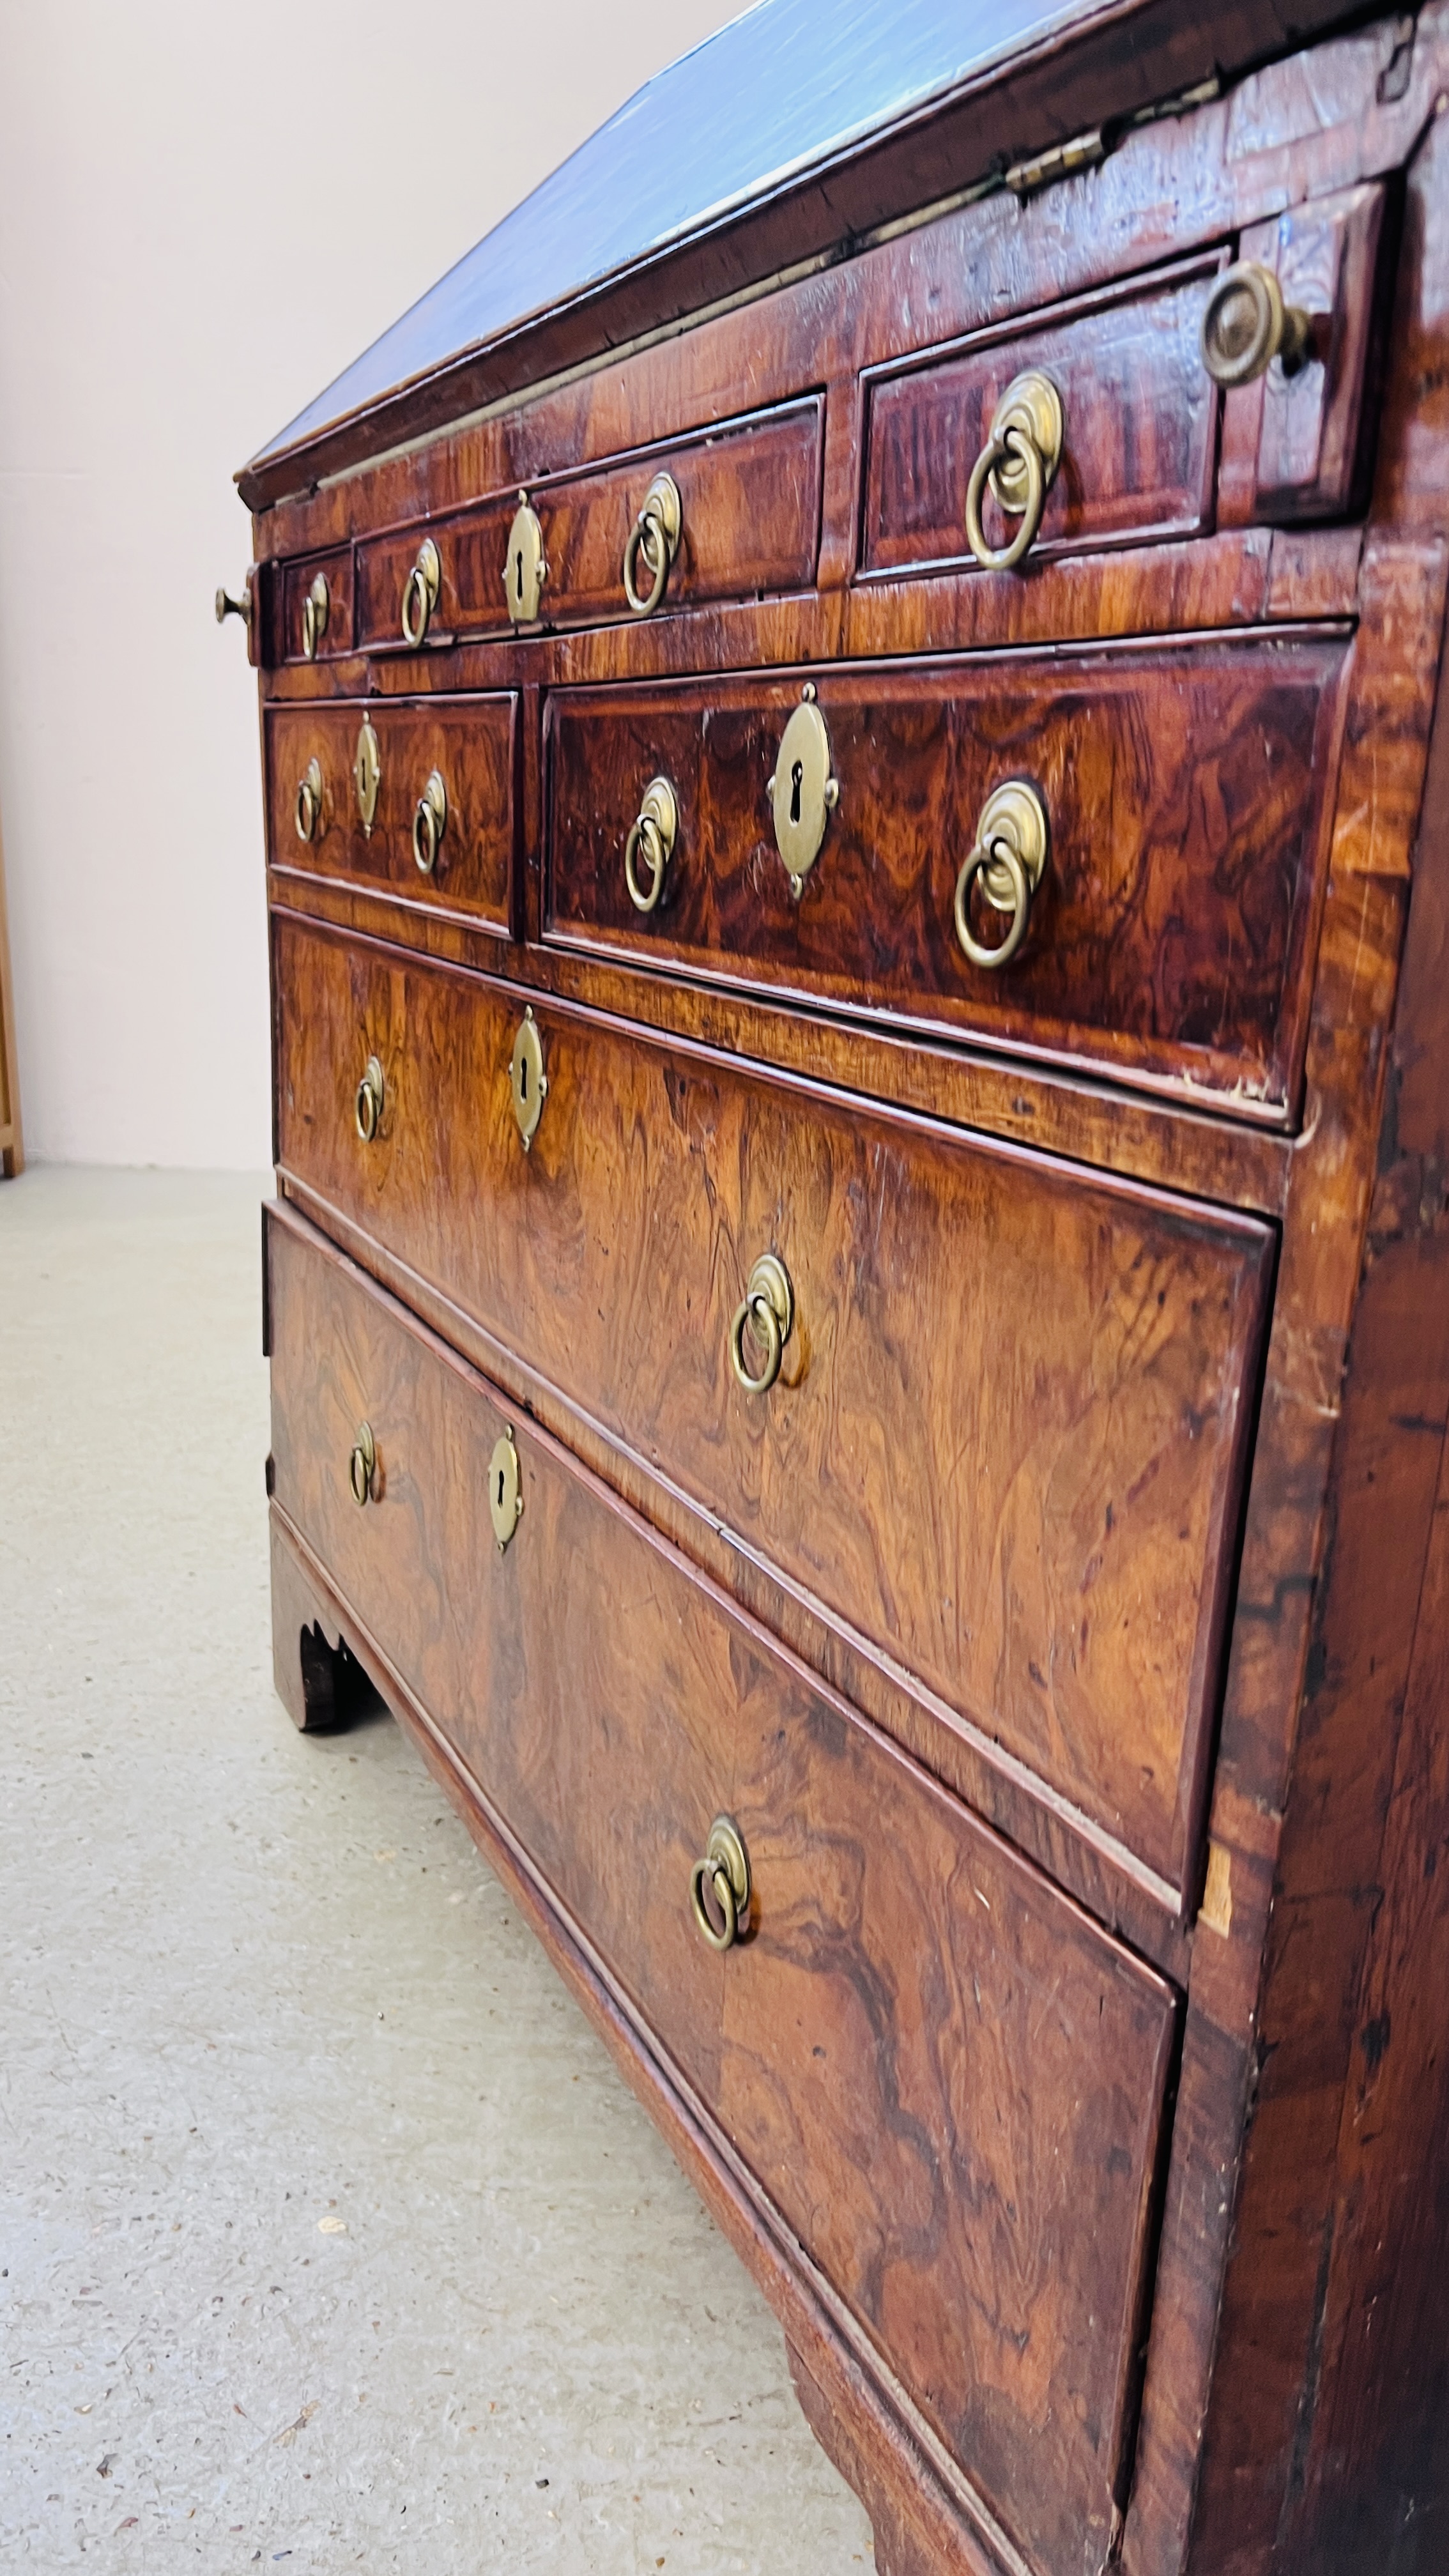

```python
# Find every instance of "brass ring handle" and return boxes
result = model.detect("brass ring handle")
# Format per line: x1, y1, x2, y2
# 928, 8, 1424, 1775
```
729, 1252, 793, 1396
963, 369, 1063, 573
411, 770, 448, 875
622, 471, 682, 617
301, 571, 329, 661
953, 779, 1049, 972
1201, 261, 1312, 387
400, 536, 441, 647
355, 1054, 385, 1143
689, 1816, 751, 1952
623, 775, 679, 912
295, 756, 323, 844
349, 1420, 378, 1508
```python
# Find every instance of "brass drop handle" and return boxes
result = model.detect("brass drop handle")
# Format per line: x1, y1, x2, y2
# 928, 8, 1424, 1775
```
624, 776, 678, 912
302, 571, 330, 661
1201, 261, 1313, 387
400, 537, 441, 647
964, 369, 1064, 573
730, 1253, 793, 1397
295, 757, 324, 844
411, 770, 448, 875
349, 1420, 378, 1508
954, 780, 1050, 972
622, 471, 682, 617
355, 1054, 385, 1143
689, 1816, 751, 1952
215, 583, 252, 629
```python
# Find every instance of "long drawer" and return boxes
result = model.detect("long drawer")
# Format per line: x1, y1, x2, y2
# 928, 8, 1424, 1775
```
266, 694, 517, 935
544, 640, 1349, 1119
266, 1203, 1180, 2576
272, 916, 1274, 1901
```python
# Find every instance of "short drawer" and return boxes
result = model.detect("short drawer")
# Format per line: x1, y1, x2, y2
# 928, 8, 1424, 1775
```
265, 694, 516, 936
353, 398, 823, 649
544, 639, 1347, 1118
266, 1204, 1180, 2576
273, 916, 1273, 1901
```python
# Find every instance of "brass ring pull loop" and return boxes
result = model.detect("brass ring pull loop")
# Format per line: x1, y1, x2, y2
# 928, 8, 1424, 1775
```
349, 1420, 377, 1508
963, 369, 1063, 574
689, 1817, 751, 1952
355, 1054, 385, 1143
411, 770, 448, 875
302, 571, 329, 661
622, 472, 682, 617
623, 774, 679, 913
729, 1252, 793, 1396
400, 537, 441, 647
295, 757, 323, 844
953, 779, 1050, 973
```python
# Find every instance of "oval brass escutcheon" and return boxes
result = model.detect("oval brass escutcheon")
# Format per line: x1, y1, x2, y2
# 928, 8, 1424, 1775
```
954, 778, 1050, 972
302, 570, 330, 661
349, 1419, 378, 1508
488, 1427, 523, 1552
689, 1815, 751, 1951
509, 1007, 547, 1151
295, 756, 324, 844
353, 714, 381, 836
767, 689, 838, 895
401, 535, 441, 647
504, 492, 547, 623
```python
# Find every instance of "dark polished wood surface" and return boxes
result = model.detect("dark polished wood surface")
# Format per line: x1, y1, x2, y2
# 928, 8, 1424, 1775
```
242, 8, 1449, 2569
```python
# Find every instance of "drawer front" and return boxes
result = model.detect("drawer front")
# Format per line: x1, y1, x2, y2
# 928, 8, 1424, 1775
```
862, 254, 1223, 579
353, 399, 823, 648
544, 641, 1347, 1116
266, 1206, 1180, 2576
273, 917, 1273, 1896
265, 696, 516, 934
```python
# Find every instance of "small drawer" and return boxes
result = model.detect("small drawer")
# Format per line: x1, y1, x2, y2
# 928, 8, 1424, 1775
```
266, 1203, 1180, 2576
277, 548, 354, 664
273, 916, 1273, 1901
353, 398, 823, 649
544, 641, 1348, 1119
265, 694, 517, 936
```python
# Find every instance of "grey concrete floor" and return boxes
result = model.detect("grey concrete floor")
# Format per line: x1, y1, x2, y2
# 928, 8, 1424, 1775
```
0, 1167, 875, 2572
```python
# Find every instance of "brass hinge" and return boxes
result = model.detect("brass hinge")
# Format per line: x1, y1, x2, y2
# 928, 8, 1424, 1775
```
1005, 128, 1105, 198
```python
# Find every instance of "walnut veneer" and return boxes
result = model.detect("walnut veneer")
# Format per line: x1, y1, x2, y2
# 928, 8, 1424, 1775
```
233, 8, 1449, 2568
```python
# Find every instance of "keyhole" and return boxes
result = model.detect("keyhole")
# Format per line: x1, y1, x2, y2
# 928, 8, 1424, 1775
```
519, 1058, 528, 1100
497, 1468, 505, 1508
790, 759, 804, 824
515, 548, 524, 601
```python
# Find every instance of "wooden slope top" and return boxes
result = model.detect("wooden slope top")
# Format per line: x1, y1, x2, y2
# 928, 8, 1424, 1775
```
238, 0, 1361, 513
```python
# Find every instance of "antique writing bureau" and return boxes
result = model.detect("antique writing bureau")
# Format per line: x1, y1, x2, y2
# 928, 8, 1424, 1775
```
222, 1, 1449, 2567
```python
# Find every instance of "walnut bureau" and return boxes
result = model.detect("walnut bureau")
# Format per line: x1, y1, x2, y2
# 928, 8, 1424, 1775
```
220, 4, 1449, 2568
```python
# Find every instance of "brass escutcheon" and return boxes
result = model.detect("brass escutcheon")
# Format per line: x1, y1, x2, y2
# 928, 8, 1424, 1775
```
412, 769, 448, 875
401, 536, 441, 647
302, 570, 330, 661
488, 1427, 523, 1553
730, 1252, 793, 1396
353, 715, 381, 835
624, 774, 679, 913
964, 369, 1064, 572
509, 1007, 547, 1151
295, 756, 324, 844
1200, 260, 1312, 387
355, 1054, 385, 1143
349, 1419, 378, 1508
954, 779, 1050, 972
767, 687, 839, 896
689, 1815, 751, 1952
622, 470, 682, 617
504, 493, 547, 623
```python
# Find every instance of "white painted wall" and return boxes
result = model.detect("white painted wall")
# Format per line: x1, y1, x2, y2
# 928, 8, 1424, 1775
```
0, 0, 743, 1167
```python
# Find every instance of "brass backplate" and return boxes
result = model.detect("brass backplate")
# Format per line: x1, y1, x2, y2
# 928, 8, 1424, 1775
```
988, 369, 1064, 515
509, 1008, 547, 1151
489, 1428, 523, 1552
353, 715, 381, 836
769, 693, 838, 892
976, 778, 1049, 908
505, 494, 547, 623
